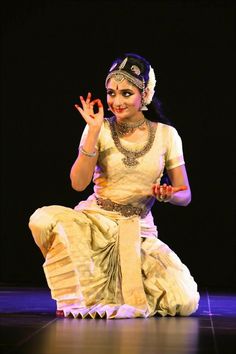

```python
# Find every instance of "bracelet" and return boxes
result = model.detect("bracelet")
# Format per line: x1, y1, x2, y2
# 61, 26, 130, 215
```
79, 145, 96, 157
156, 195, 172, 203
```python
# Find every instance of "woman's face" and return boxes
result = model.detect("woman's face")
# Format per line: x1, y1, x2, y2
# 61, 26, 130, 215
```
106, 77, 142, 120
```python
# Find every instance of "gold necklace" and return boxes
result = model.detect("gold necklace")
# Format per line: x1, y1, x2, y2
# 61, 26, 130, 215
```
115, 117, 146, 136
108, 116, 157, 167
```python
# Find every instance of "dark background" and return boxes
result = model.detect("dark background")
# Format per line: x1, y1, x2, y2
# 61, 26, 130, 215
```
1, 0, 235, 290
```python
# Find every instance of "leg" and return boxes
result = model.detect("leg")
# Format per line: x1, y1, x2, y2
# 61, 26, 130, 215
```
141, 237, 200, 317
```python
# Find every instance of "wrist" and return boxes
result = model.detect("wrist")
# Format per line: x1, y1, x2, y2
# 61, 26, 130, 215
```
79, 145, 97, 157
156, 195, 173, 203
87, 126, 101, 137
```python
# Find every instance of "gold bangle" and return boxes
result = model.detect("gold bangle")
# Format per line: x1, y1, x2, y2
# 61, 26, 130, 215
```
79, 145, 96, 157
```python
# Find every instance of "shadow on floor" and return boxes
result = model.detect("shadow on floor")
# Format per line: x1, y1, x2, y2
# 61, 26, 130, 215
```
0, 287, 235, 354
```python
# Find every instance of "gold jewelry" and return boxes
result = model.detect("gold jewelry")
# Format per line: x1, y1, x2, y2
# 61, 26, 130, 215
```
141, 79, 148, 111
115, 117, 146, 136
79, 145, 96, 157
105, 70, 144, 89
105, 58, 144, 90
96, 197, 149, 218
108, 117, 157, 167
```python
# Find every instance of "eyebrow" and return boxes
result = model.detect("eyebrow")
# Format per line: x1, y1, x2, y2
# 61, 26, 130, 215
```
106, 88, 134, 92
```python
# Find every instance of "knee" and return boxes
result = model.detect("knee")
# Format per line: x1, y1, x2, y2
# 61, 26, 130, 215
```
29, 206, 56, 232
28, 206, 58, 253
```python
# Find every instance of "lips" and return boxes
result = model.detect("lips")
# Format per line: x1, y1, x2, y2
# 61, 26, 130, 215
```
115, 108, 126, 113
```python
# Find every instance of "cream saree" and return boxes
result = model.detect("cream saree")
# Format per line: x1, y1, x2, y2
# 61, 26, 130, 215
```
29, 120, 200, 318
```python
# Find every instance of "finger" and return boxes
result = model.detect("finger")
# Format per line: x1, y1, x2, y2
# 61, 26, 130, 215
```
75, 104, 81, 111
155, 185, 158, 195
166, 185, 173, 198
86, 92, 92, 104
155, 184, 160, 195
74, 104, 84, 115
90, 98, 103, 108
88, 98, 100, 115
172, 185, 188, 193
90, 99, 104, 118
167, 185, 173, 193
152, 184, 158, 195
159, 185, 163, 196
80, 96, 94, 115
162, 183, 168, 197
74, 105, 91, 124
90, 99, 100, 108
97, 99, 104, 116
79, 96, 87, 110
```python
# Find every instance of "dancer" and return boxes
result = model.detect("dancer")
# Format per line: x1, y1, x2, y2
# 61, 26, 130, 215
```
29, 53, 200, 319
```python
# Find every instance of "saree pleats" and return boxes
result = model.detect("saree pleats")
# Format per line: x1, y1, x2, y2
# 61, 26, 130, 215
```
29, 205, 199, 319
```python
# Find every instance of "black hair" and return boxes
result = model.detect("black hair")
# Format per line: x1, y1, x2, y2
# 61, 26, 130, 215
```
107, 52, 172, 126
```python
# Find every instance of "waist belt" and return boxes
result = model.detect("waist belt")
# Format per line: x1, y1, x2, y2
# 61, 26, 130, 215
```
96, 197, 149, 218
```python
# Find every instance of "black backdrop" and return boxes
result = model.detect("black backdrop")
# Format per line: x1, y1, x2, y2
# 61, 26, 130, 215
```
1, 1, 235, 290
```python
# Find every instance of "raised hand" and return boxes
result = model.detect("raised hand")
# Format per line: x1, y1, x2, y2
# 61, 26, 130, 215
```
152, 183, 188, 202
75, 92, 104, 131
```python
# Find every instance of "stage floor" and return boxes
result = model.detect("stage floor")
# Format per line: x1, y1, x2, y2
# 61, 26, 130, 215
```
0, 287, 235, 354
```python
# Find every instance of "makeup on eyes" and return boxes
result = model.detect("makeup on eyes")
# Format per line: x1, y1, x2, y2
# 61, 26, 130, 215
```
107, 89, 134, 97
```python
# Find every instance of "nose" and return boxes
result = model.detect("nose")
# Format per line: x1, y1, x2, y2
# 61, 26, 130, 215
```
113, 95, 124, 107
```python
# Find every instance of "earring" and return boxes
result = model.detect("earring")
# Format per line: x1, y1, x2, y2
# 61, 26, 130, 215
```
140, 96, 148, 111
141, 105, 148, 111
141, 86, 148, 111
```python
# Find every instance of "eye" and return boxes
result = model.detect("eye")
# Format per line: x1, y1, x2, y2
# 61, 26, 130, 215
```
122, 91, 133, 97
107, 90, 115, 97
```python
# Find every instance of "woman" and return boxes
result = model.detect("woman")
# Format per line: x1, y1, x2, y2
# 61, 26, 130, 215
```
29, 53, 200, 319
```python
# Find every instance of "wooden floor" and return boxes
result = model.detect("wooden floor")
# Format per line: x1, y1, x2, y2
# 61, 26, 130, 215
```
0, 287, 235, 354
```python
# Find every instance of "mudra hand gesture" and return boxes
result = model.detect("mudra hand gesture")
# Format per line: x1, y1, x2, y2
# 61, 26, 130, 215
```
152, 183, 188, 202
75, 92, 104, 131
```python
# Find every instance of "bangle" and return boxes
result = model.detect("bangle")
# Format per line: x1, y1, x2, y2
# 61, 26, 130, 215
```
79, 145, 96, 157
156, 195, 172, 203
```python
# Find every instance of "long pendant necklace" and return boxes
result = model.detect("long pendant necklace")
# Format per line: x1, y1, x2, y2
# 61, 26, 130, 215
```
108, 116, 157, 167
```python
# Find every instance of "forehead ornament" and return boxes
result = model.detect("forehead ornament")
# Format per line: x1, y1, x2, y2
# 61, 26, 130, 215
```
112, 58, 128, 83
105, 57, 144, 90
113, 74, 125, 83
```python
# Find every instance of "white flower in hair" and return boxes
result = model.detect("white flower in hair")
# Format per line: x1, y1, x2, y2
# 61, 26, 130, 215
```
145, 66, 156, 105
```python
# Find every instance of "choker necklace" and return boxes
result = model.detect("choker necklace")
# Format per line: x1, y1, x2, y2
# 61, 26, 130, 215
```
115, 117, 146, 136
108, 116, 157, 167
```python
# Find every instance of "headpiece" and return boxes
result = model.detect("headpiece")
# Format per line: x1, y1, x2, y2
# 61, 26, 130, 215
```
105, 56, 157, 107
105, 57, 145, 90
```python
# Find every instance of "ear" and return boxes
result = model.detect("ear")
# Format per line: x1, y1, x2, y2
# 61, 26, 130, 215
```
142, 87, 149, 102
143, 87, 149, 99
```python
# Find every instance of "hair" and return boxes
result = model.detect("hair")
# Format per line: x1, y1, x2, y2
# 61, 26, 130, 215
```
106, 52, 172, 126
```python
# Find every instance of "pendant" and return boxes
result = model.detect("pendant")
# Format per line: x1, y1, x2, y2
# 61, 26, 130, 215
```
122, 156, 139, 167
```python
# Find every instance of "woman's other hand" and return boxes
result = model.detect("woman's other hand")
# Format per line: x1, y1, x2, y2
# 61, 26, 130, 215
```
152, 183, 188, 202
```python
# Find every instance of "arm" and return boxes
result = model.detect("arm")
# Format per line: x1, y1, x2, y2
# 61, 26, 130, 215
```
70, 129, 99, 191
152, 126, 191, 206
166, 164, 191, 206
70, 93, 104, 192
152, 165, 191, 206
